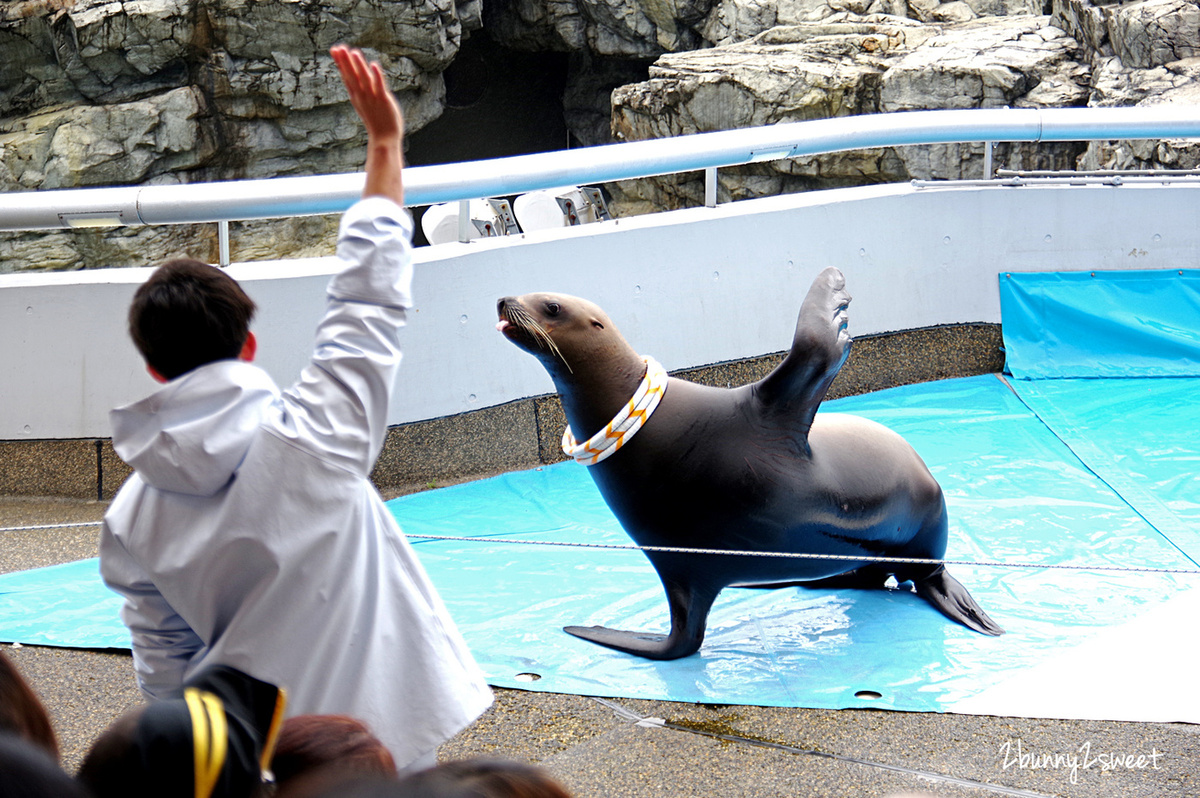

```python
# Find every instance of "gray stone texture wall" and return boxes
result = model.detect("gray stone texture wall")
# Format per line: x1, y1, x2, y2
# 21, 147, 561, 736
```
3, 0, 1200, 269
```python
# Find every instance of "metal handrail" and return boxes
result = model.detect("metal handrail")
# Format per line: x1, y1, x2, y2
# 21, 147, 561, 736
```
1, 106, 1199, 232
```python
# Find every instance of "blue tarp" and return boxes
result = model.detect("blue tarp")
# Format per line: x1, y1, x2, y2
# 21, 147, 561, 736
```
1, 268, 1198, 722
390, 376, 1196, 716
999, 268, 1200, 379
0, 559, 126, 649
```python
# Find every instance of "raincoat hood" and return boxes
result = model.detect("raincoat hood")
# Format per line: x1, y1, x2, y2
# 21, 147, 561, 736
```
111, 360, 279, 497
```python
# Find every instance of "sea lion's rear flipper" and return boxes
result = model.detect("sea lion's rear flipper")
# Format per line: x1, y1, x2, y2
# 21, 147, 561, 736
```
564, 577, 719, 660
912, 566, 1005, 636
753, 267, 852, 433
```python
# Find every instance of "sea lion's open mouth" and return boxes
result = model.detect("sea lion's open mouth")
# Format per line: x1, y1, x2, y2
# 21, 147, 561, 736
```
496, 298, 572, 372
496, 299, 519, 337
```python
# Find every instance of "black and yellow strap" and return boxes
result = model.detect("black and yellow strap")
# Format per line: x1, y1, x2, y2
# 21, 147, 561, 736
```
258, 687, 288, 773
184, 687, 229, 798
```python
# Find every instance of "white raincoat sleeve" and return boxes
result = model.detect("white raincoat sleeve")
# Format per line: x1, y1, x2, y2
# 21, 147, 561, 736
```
280, 197, 414, 471
98, 512, 204, 699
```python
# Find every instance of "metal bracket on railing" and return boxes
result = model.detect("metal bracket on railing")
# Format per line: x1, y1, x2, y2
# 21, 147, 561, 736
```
490, 198, 520, 234
556, 189, 611, 225
580, 187, 611, 221
983, 141, 996, 179
471, 199, 520, 237
556, 196, 579, 225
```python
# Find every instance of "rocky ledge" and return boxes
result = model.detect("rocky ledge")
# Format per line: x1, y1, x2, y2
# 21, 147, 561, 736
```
1, 0, 1198, 270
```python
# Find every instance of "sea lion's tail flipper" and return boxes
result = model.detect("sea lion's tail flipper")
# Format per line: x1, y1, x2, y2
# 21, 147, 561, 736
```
912, 566, 1005, 636
754, 266, 852, 431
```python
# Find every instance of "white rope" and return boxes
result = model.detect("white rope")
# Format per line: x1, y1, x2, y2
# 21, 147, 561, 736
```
5, 521, 1197, 575
1, 522, 103, 532
562, 356, 668, 466
401, 533, 1200, 576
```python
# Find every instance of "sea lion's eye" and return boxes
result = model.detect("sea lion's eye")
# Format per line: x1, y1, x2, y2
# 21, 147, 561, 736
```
546, 302, 561, 316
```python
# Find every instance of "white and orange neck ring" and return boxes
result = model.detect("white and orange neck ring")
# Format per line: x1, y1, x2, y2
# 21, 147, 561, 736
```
562, 356, 668, 466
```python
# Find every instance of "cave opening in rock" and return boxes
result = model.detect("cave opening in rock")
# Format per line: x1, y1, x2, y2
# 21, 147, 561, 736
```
404, 32, 572, 167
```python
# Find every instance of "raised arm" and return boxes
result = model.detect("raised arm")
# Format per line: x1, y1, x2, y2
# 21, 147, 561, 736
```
331, 44, 404, 205
278, 47, 414, 474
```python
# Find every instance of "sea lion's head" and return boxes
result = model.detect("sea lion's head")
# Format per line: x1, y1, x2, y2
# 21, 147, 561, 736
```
496, 293, 642, 380
498, 293, 651, 438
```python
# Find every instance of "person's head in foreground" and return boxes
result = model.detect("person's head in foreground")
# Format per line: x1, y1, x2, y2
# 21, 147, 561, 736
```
394, 758, 572, 798
270, 714, 397, 792
280, 758, 573, 798
0, 734, 91, 798
77, 665, 286, 798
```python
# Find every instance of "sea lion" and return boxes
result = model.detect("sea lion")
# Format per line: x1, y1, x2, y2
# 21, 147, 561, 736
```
496, 267, 1003, 660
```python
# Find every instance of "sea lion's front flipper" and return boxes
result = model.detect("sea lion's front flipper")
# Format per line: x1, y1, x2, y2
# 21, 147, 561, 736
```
912, 566, 1005, 636
564, 576, 719, 660
563, 625, 700, 660
753, 267, 852, 432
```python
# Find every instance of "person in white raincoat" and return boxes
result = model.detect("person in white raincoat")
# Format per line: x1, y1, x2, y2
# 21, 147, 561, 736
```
99, 46, 492, 770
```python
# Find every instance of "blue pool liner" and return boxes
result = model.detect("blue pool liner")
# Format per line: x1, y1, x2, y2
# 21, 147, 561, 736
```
2, 267, 1198, 722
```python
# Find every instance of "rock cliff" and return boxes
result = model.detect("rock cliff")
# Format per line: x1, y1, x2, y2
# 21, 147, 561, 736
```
1, 0, 1198, 270
609, 0, 1200, 211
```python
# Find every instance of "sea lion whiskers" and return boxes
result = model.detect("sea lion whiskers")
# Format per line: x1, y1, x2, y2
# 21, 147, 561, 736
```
505, 303, 573, 373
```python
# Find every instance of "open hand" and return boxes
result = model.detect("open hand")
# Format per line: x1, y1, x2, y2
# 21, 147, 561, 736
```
331, 44, 404, 203
331, 45, 403, 147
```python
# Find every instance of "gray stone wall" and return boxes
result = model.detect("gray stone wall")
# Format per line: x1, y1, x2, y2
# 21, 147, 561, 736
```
3, 0, 1199, 270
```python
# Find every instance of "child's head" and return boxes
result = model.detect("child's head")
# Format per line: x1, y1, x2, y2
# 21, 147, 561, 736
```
395, 758, 573, 798
271, 714, 397, 790
77, 665, 286, 798
129, 259, 257, 381
0, 734, 90, 798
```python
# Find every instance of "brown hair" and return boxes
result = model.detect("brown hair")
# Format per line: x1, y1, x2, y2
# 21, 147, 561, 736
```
395, 759, 573, 798
0, 649, 59, 760
129, 258, 257, 380
272, 715, 397, 789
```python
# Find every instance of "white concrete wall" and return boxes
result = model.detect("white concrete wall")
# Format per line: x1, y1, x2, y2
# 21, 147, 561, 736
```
3, 180, 1196, 440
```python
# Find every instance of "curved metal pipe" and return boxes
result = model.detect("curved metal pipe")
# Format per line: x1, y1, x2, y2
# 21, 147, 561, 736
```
1, 106, 1198, 231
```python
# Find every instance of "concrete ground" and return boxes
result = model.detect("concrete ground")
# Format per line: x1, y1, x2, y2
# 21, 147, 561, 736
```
3, 494, 1197, 798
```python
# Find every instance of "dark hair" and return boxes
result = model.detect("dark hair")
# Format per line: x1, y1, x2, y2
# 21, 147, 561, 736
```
0, 734, 91, 798
394, 759, 572, 798
74, 707, 145, 798
0, 650, 59, 761
272, 715, 397, 789
78, 665, 286, 798
129, 258, 257, 380
276, 761, 572, 798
